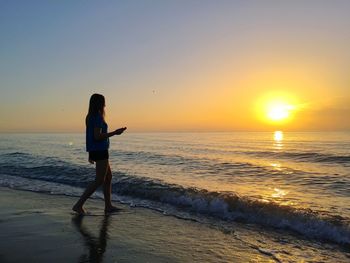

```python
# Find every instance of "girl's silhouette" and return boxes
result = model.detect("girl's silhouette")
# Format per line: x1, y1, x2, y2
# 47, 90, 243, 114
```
73, 93, 126, 214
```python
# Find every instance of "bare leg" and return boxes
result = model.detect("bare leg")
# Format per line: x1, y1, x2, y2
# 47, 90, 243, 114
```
73, 159, 108, 214
103, 164, 113, 209
103, 164, 120, 213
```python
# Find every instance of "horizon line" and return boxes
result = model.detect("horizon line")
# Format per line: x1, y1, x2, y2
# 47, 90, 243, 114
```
1, 130, 349, 134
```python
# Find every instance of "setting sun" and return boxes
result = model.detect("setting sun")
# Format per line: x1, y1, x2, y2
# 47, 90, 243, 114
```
266, 101, 295, 122
255, 92, 299, 126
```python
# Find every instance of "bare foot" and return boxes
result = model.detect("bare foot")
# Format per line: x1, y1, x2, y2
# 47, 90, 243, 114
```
105, 206, 122, 214
72, 205, 86, 215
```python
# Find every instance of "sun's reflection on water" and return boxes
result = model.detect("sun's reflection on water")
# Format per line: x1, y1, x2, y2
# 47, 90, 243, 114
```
270, 162, 282, 171
271, 187, 289, 198
273, 131, 283, 150
274, 131, 283, 141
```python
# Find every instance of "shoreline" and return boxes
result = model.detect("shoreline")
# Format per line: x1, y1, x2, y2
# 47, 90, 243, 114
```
0, 187, 269, 262
1, 187, 349, 262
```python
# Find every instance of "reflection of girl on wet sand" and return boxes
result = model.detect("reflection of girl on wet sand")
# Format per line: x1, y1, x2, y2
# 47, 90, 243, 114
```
72, 215, 111, 263
73, 93, 126, 215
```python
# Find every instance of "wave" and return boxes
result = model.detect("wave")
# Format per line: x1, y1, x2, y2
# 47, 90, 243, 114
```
114, 149, 350, 165
113, 175, 350, 246
244, 150, 350, 165
0, 154, 349, 247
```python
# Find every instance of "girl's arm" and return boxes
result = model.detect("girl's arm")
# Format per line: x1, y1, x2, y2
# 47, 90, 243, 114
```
94, 127, 127, 140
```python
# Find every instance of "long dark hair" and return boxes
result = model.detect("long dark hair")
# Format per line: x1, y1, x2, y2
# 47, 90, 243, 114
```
86, 93, 105, 126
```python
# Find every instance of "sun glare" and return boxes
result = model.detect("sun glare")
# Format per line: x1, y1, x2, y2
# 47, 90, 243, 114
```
274, 131, 283, 141
255, 92, 298, 125
266, 101, 295, 122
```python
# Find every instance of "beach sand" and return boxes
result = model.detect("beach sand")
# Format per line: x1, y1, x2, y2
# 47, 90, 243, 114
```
0, 187, 349, 263
0, 187, 271, 263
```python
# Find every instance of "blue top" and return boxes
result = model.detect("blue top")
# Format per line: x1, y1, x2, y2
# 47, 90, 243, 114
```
86, 114, 109, 152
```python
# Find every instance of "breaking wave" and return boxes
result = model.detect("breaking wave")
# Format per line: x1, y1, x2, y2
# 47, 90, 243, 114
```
0, 152, 349, 247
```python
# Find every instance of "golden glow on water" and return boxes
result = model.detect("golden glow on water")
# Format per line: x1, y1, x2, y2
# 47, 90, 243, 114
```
273, 131, 284, 149
271, 188, 289, 199
270, 162, 282, 171
257, 187, 295, 206
274, 131, 283, 141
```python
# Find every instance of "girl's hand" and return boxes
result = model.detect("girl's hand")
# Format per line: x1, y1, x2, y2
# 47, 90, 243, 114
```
88, 158, 95, 164
114, 127, 127, 135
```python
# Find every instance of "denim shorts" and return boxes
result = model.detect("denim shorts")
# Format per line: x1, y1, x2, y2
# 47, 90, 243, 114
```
88, 150, 109, 161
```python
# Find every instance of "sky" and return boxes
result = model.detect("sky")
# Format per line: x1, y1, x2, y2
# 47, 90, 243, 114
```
1, 0, 349, 132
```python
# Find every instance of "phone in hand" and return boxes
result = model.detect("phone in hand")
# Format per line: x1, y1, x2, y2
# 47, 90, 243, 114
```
115, 127, 127, 135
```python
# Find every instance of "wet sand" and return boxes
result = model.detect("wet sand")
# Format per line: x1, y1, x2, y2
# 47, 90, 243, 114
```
0, 187, 270, 263
0, 187, 349, 263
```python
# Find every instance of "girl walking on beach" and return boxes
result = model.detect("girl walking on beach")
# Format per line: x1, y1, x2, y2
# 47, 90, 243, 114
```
73, 93, 126, 215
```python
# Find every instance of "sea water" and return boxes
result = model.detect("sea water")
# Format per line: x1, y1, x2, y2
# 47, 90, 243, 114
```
0, 132, 349, 250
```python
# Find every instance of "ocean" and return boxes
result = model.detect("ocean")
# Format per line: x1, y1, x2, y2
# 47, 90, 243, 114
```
0, 132, 349, 253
